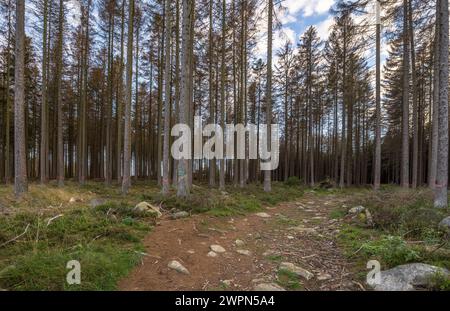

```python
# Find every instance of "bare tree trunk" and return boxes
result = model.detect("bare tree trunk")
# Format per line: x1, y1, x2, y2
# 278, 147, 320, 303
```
374, 0, 381, 190
401, 0, 410, 188
409, 0, 418, 188
14, 0, 28, 196
429, 9, 440, 189
122, 0, 135, 194
40, 0, 49, 184
264, 0, 273, 193
434, 0, 449, 208
116, 0, 125, 184
56, 0, 65, 187
208, 0, 216, 187
177, 0, 193, 197
162, 0, 172, 195
219, 0, 226, 191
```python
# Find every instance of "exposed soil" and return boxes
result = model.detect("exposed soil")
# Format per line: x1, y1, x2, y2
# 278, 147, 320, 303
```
119, 192, 363, 291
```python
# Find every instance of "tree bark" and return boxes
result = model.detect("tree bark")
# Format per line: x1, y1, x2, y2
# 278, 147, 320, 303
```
434, 0, 449, 208
122, 0, 135, 194
264, 0, 273, 193
14, 0, 28, 196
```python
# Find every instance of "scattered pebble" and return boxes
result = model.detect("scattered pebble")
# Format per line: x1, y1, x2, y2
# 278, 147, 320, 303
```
210, 245, 226, 253
168, 260, 189, 275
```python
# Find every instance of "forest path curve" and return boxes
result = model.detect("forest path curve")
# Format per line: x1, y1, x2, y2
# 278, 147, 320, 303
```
118, 192, 362, 291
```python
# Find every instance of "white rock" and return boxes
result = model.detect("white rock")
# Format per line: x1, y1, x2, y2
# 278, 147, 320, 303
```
207, 251, 218, 258
210, 245, 226, 253
236, 249, 251, 256
317, 273, 332, 281
171, 211, 190, 219
348, 206, 365, 214
279, 262, 314, 280
168, 260, 189, 275
254, 283, 286, 291
369, 263, 450, 291
69, 197, 77, 203
235, 239, 245, 247
134, 202, 162, 218
256, 212, 271, 218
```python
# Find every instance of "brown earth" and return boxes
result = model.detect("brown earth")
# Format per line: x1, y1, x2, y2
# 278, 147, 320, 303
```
118, 192, 364, 291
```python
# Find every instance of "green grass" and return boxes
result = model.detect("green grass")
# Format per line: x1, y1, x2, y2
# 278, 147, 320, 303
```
0, 180, 304, 290
148, 182, 304, 217
0, 181, 159, 291
277, 269, 302, 290
330, 187, 450, 275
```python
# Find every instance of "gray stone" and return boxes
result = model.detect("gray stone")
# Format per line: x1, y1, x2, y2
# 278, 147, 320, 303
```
369, 263, 450, 291
134, 202, 163, 218
365, 209, 374, 227
279, 262, 314, 280
348, 206, 366, 214
207, 251, 218, 258
171, 211, 190, 220
210, 245, 226, 253
235, 239, 245, 247
236, 249, 251, 256
255, 212, 271, 218
438, 216, 450, 232
167, 260, 190, 275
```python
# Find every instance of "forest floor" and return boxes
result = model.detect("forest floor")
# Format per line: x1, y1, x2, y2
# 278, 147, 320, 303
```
119, 192, 361, 291
0, 181, 449, 291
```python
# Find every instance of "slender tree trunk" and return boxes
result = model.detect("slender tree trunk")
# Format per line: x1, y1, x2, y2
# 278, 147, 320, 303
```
117, 0, 125, 184
429, 9, 440, 188
401, 0, 410, 188
177, 0, 193, 197
374, 0, 381, 190
14, 0, 28, 196
40, 0, 49, 183
162, 0, 172, 195
56, 0, 65, 187
122, 0, 135, 194
264, 0, 273, 193
434, 0, 449, 208
409, 0, 418, 188
219, 0, 226, 190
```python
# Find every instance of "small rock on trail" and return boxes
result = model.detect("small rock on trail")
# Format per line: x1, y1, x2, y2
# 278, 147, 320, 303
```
167, 260, 190, 275
210, 245, 226, 253
207, 251, 218, 258
255, 212, 271, 218
236, 249, 251, 256
279, 262, 314, 280
235, 239, 245, 247
171, 211, 190, 220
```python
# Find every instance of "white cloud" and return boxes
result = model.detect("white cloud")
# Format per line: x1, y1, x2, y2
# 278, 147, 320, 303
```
315, 16, 334, 41
283, 0, 335, 18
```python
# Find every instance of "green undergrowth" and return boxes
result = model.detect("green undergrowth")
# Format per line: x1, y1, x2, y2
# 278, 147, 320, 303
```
148, 182, 304, 217
0, 182, 157, 291
332, 187, 450, 287
0, 180, 304, 290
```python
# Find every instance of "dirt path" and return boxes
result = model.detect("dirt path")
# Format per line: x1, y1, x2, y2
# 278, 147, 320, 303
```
119, 192, 362, 291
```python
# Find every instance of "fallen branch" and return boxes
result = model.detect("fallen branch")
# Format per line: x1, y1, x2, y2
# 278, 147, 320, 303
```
46, 214, 64, 227
0, 224, 30, 248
